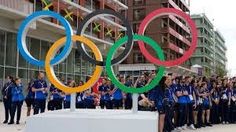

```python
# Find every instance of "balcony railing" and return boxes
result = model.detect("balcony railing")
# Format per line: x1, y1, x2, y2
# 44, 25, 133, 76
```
0, 0, 33, 15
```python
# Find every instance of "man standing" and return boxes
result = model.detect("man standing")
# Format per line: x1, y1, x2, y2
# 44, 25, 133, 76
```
1, 76, 13, 123
32, 72, 48, 115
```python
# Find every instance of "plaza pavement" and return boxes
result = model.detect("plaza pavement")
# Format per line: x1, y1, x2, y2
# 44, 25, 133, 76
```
0, 102, 235, 132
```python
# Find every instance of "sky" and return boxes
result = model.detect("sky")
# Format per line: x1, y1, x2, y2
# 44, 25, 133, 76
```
190, 0, 236, 76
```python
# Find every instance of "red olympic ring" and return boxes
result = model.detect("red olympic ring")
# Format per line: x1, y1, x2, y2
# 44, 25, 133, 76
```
138, 8, 198, 67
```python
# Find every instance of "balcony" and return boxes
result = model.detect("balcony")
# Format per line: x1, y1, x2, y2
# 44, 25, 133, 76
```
168, 15, 190, 34
198, 43, 214, 53
0, 0, 33, 15
163, 42, 185, 55
161, 27, 191, 47
179, 0, 190, 11
162, 0, 181, 10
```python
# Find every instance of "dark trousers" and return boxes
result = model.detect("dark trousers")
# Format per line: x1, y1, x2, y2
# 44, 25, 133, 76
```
34, 99, 46, 115
125, 98, 132, 109
229, 102, 236, 123
100, 100, 113, 109
76, 102, 85, 108
10, 101, 23, 122
48, 100, 62, 111
113, 99, 123, 109
211, 102, 220, 124
177, 103, 187, 127
187, 103, 194, 125
64, 101, 70, 109
221, 101, 229, 122
164, 104, 175, 131
3, 99, 11, 122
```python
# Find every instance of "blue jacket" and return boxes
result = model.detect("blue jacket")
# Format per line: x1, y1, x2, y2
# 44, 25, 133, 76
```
11, 84, 25, 102
32, 79, 48, 100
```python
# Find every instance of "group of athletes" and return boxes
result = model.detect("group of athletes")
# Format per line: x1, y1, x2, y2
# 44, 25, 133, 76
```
1, 71, 236, 132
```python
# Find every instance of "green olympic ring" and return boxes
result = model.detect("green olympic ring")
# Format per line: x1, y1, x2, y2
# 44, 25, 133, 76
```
106, 34, 165, 93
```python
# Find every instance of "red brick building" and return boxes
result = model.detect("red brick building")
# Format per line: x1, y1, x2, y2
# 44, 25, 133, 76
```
120, 0, 196, 76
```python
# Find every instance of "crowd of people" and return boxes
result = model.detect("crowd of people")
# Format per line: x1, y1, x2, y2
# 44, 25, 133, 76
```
1, 71, 236, 132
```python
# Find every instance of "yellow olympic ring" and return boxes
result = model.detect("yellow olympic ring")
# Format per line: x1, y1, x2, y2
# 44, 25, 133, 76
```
45, 35, 103, 93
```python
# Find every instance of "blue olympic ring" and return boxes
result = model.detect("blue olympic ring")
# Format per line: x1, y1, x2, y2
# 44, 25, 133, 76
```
17, 11, 73, 67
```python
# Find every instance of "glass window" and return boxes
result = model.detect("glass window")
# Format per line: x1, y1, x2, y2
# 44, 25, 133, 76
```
0, 66, 3, 99
28, 70, 38, 80
133, 0, 145, 5
29, 38, 40, 70
59, 60, 67, 73
6, 32, 17, 67
133, 9, 145, 21
0, 30, 5, 66
5, 68, 16, 78
67, 50, 74, 74
18, 69, 28, 91
19, 37, 30, 68
133, 52, 145, 63
75, 50, 82, 74
40, 40, 51, 71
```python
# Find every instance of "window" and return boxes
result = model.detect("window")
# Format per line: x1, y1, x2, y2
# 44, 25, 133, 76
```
134, 52, 145, 63
0, 66, 3, 84
133, 9, 145, 21
19, 38, 30, 68
133, 0, 145, 5
29, 38, 40, 70
0, 30, 5, 65
201, 47, 204, 53
133, 23, 140, 33
201, 58, 204, 62
6, 32, 17, 67
5, 68, 16, 78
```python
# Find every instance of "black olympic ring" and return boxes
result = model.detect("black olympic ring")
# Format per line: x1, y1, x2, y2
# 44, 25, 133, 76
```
76, 9, 133, 66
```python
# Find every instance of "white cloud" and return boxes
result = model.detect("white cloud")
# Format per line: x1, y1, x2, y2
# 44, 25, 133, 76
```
191, 0, 236, 76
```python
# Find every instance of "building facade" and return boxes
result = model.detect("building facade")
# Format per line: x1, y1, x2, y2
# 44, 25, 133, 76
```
0, 0, 128, 91
120, 0, 196, 77
190, 14, 227, 76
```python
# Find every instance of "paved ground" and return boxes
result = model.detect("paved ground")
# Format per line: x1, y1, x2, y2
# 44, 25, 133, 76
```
0, 102, 236, 132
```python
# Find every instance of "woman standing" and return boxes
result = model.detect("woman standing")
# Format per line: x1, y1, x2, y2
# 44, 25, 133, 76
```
1, 76, 13, 124
210, 81, 220, 124
220, 79, 231, 124
155, 76, 166, 132
199, 82, 212, 127
8, 78, 24, 125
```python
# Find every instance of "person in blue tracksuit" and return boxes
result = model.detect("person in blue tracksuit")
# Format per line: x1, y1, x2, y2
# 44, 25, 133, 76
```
8, 78, 24, 125
99, 78, 112, 109
163, 76, 175, 132
63, 80, 76, 109
83, 90, 95, 109
124, 75, 133, 109
76, 81, 85, 108
32, 72, 48, 115
1, 76, 13, 124
199, 82, 212, 127
176, 78, 188, 130
154, 76, 167, 132
76, 92, 85, 108
184, 76, 196, 129
231, 83, 236, 123
48, 84, 62, 111
112, 77, 123, 109
25, 79, 35, 117
210, 81, 220, 124
220, 81, 231, 124
227, 82, 234, 123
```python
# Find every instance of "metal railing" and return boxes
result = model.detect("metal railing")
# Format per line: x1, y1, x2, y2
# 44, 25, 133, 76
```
0, 0, 33, 15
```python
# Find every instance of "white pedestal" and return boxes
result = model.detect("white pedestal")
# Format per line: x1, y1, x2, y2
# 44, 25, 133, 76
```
25, 109, 158, 132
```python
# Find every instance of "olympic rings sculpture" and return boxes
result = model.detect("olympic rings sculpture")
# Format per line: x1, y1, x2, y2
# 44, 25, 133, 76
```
17, 8, 197, 94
